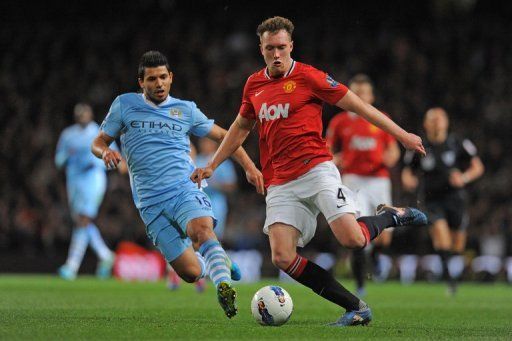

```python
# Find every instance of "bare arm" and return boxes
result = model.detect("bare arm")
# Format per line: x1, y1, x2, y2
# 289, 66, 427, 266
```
336, 91, 426, 156
92, 131, 123, 170
191, 116, 265, 194
449, 156, 485, 188
464, 156, 485, 182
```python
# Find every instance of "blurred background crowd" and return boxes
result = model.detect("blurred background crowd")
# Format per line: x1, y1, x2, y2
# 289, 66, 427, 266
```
0, 0, 511, 281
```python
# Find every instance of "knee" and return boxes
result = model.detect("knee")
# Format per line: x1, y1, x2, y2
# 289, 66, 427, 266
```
176, 268, 201, 283
342, 233, 367, 250
271, 250, 295, 271
188, 220, 215, 244
180, 274, 196, 283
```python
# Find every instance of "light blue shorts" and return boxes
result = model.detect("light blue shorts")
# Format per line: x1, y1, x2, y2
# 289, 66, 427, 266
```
67, 170, 107, 219
140, 186, 216, 262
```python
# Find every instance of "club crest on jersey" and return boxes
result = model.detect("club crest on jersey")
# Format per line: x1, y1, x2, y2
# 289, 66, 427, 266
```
283, 80, 296, 93
169, 108, 182, 118
326, 74, 339, 88
258, 103, 290, 122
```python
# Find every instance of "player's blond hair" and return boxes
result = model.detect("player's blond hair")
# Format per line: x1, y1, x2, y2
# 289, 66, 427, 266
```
256, 16, 294, 39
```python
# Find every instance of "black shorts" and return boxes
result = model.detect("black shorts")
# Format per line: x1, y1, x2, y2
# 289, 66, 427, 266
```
424, 192, 469, 231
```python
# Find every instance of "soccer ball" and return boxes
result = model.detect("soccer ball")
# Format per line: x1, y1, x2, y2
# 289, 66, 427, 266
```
251, 285, 293, 326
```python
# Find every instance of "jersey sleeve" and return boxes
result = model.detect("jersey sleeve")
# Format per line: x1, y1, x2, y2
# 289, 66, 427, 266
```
239, 78, 256, 120
305, 68, 348, 105
461, 138, 478, 158
100, 96, 124, 138
189, 102, 214, 137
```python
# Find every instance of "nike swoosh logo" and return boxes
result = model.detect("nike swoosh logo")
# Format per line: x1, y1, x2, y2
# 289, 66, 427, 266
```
255, 90, 265, 97
337, 204, 348, 208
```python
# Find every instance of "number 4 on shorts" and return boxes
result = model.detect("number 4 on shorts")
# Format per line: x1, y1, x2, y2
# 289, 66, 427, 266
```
337, 188, 346, 201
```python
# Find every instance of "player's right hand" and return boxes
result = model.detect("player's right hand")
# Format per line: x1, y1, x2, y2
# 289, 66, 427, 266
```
245, 166, 265, 195
401, 133, 426, 157
190, 166, 213, 188
101, 148, 122, 170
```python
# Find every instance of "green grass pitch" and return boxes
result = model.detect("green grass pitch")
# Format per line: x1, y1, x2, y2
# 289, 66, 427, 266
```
1, 275, 511, 340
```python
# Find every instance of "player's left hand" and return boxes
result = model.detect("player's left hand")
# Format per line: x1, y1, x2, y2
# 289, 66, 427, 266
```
245, 166, 265, 195
401, 133, 426, 157
190, 166, 213, 188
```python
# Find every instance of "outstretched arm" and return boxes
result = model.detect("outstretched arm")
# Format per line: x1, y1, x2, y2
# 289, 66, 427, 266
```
92, 131, 123, 170
191, 115, 265, 194
337, 91, 426, 156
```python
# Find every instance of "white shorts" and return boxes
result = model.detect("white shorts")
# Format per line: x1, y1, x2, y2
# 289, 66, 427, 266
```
341, 174, 392, 216
264, 161, 358, 247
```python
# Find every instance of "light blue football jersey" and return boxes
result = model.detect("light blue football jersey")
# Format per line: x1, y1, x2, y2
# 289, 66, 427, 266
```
55, 122, 106, 178
100, 93, 214, 209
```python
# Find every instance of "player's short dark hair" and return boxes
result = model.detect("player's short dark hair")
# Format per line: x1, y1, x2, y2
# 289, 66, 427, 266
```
257, 16, 294, 39
348, 74, 373, 87
138, 51, 171, 79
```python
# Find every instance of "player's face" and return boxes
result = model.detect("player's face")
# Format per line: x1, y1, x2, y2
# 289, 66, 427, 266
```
350, 83, 375, 104
74, 109, 92, 125
260, 29, 293, 77
424, 108, 449, 135
138, 66, 173, 104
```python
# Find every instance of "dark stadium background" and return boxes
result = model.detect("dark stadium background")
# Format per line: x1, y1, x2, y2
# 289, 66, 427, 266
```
0, 0, 510, 280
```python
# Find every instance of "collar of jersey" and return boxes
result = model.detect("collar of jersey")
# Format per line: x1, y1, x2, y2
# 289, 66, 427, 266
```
264, 59, 296, 80
141, 93, 171, 108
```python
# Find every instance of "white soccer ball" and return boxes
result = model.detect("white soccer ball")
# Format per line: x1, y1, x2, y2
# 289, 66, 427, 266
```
251, 285, 293, 326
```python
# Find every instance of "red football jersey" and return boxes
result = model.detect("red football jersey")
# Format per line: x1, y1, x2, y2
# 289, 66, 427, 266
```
239, 61, 348, 186
326, 111, 396, 178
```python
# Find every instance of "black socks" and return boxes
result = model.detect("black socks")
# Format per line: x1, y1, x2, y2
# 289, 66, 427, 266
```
286, 254, 364, 311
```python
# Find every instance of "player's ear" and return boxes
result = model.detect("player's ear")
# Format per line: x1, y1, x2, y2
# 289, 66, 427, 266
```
169, 72, 173, 84
259, 43, 263, 55
290, 40, 293, 52
138, 78, 144, 90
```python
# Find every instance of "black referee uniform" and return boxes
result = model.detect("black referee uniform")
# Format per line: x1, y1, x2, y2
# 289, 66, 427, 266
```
403, 134, 478, 230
